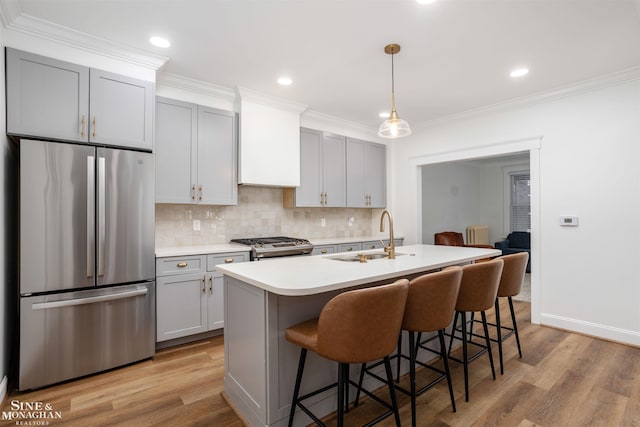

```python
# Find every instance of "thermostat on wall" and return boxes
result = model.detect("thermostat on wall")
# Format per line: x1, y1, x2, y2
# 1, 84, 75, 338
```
559, 216, 579, 226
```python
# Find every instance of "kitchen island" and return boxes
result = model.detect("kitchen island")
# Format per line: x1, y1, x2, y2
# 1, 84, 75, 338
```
217, 244, 501, 427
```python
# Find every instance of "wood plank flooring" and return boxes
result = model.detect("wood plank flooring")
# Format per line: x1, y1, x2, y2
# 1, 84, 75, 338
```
3, 300, 640, 426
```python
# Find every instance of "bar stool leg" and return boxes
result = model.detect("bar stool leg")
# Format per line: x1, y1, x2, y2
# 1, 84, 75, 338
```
438, 329, 456, 412
448, 311, 460, 357
383, 356, 402, 427
396, 333, 402, 382
337, 363, 345, 427
345, 364, 350, 414
481, 311, 496, 380
509, 296, 523, 358
461, 311, 469, 402
354, 363, 366, 406
495, 298, 504, 375
289, 348, 307, 427
409, 331, 417, 427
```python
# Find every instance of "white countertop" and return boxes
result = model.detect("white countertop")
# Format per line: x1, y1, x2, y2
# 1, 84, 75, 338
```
217, 244, 501, 296
155, 244, 250, 258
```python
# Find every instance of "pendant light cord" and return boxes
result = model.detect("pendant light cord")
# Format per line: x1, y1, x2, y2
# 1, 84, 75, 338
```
391, 52, 396, 111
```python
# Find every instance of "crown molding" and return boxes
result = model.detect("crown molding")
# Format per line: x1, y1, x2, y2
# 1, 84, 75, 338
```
1, 11, 168, 70
157, 72, 236, 103
236, 86, 307, 114
0, 0, 21, 27
301, 109, 378, 139
413, 66, 640, 132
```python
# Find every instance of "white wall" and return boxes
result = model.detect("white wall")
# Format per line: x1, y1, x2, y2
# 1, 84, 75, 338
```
392, 78, 640, 345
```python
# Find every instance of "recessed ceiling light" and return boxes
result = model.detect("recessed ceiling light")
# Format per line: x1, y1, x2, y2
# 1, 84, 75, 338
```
416, 0, 437, 4
379, 112, 390, 118
277, 77, 293, 86
149, 36, 170, 48
510, 68, 529, 78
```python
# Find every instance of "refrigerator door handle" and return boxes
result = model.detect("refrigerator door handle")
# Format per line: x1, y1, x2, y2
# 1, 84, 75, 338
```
98, 156, 106, 277
31, 288, 148, 310
87, 156, 95, 278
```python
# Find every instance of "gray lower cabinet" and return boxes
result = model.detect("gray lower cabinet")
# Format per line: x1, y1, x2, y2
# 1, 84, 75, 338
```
288, 128, 346, 207
155, 97, 237, 205
156, 252, 248, 342
337, 242, 362, 252
346, 138, 387, 208
314, 239, 403, 255
6, 48, 153, 150
311, 245, 337, 255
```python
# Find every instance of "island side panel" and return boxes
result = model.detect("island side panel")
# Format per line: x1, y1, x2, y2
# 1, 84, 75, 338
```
224, 276, 268, 426
266, 291, 343, 426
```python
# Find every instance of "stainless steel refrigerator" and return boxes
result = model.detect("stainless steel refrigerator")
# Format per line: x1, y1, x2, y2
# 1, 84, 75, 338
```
19, 139, 155, 390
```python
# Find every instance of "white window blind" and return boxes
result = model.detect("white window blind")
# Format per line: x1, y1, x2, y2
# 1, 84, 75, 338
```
511, 173, 531, 232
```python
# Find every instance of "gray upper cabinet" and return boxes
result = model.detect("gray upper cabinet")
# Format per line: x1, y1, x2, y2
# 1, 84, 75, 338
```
155, 98, 196, 204
6, 48, 153, 151
6, 48, 89, 143
346, 138, 387, 208
155, 97, 237, 205
197, 106, 237, 205
294, 128, 345, 207
89, 69, 153, 150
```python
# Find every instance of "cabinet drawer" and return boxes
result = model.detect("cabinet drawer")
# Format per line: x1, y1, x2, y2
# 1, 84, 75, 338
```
337, 243, 362, 253
156, 255, 206, 277
208, 253, 249, 277
312, 245, 337, 255
361, 241, 384, 250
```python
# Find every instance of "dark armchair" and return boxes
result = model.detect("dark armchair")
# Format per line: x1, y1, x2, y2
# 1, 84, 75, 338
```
495, 231, 531, 272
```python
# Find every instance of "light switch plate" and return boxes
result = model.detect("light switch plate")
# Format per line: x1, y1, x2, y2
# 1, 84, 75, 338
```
559, 216, 578, 226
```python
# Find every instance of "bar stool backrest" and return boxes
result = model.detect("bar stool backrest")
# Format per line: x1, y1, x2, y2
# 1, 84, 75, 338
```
456, 259, 504, 312
317, 279, 409, 364
402, 267, 463, 332
497, 252, 529, 298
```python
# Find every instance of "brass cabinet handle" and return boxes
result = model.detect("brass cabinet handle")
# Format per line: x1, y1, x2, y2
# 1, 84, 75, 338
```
176, 262, 188, 268
92, 116, 97, 138
201, 276, 206, 293
224, 258, 234, 263
346, 247, 353, 251
321, 249, 328, 254
320, 192, 324, 205
199, 185, 203, 201
369, 245, 376, 249
209, 276, 213, 294
191, 185, 196, 201
80, 115, 86, 138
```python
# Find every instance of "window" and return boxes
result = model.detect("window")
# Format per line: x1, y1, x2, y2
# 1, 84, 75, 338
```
510, 172, 530, 232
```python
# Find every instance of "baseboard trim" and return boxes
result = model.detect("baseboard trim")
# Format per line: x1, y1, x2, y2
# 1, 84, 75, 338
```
541, 313, 640, 347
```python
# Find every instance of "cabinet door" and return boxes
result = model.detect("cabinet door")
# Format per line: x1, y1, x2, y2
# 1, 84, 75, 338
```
207, 274, 225, 330
155, 98, 197, 204
89, 69, 153, 150
296, 128, 323, 207
346, 138, 367, 207
6, 48, 89, 143
322, 133, 346, 207
365, 143, 387, 208
156, 273, 207, 342
197, 106, 238, 205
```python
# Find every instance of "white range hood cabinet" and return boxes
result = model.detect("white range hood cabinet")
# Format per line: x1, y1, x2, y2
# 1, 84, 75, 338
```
237, 87, 307, 187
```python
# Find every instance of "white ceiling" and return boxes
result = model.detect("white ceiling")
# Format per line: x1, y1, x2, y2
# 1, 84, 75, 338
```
5, 0, 640, 130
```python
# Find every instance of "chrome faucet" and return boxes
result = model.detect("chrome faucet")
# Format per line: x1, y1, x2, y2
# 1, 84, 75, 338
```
379, 209, 396, 259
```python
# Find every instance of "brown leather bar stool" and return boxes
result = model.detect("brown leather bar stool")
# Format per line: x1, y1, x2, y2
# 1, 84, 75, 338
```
493, 252, 529, 374
354, 268, 462, 427
286, 279, 409, 427
447, 258, 504, 402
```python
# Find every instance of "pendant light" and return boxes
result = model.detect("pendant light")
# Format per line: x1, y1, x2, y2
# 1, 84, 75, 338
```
378, 43, 411, 139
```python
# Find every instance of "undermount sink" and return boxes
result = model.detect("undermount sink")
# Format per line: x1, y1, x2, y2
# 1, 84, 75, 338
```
327, 252, 406, 262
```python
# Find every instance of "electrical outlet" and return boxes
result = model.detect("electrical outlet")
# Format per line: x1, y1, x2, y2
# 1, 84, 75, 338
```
321, 218, 326, 227
348, 217, 355, 227
193, 219, 201, 231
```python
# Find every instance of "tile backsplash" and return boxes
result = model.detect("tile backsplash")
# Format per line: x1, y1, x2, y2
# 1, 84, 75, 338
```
156, 186, 377, 247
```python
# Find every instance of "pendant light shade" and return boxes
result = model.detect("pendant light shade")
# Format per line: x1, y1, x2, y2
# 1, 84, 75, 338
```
378, 44, 411, 139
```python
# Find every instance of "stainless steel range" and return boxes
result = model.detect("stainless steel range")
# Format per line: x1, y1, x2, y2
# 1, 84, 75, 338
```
230, 236, 314, 260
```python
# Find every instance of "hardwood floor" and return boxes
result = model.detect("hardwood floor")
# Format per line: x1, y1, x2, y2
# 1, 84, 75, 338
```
3, 300, 640, 426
